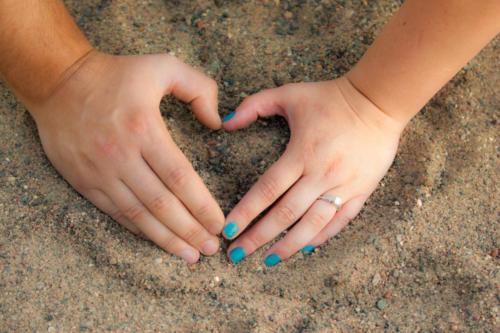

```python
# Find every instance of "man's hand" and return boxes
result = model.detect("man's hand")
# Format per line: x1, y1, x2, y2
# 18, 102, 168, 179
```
30, 52, 224, 263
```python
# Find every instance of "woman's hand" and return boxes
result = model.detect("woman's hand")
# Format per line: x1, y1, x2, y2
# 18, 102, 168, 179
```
222, 77, 405, 266
30, 52, 224, 263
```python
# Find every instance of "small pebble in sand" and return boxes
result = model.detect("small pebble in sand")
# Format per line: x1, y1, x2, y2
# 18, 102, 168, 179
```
490, 248, 499, 258
154, 258, 163, 264
214, 276, 220, 283
417, 199, 423, 207
372, 273, 381, 286
396, 235, 403, 245
376, 298, 388, 310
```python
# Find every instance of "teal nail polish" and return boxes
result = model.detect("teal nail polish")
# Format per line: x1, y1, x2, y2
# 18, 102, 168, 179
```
229, 247, 246, 264
223, 111, 236, 122
264, 254, 281, 267
302, 245, 316, 254
223, 222, 238, 239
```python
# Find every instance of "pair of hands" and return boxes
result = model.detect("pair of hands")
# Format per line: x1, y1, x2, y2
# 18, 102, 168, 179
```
30, 52, 404, 265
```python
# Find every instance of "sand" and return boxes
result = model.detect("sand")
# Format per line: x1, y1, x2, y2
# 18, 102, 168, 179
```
0, 0, 499, 332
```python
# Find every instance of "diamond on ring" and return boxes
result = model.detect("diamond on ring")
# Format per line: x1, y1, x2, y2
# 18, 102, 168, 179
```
318, 195, 342, 209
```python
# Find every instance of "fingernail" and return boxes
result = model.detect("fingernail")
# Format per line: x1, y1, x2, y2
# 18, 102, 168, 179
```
264, 254, 281, 267
223, 222, 238, 239
229, 247, 246, 264
180, 248, 199, 264
302, 245, 316, 254
201, 239, 219, 255
223, 111, 236, 123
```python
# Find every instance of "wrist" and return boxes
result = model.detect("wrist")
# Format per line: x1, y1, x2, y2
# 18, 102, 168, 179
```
1, 41, 94, 109
336, 76, 407, 135
345, 66, 419, 127
28, 51, 113, 120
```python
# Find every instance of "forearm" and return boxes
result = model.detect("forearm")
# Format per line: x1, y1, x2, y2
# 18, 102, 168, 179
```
0, 0, 92, 106
347, 0, 500, 125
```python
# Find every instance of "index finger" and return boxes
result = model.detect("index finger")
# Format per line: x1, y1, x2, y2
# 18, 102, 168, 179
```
142, 127, 225, 235
222, 151, 302, 239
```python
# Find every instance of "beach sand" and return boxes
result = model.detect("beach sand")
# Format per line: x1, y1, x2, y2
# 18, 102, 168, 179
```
0, 0, 498, 331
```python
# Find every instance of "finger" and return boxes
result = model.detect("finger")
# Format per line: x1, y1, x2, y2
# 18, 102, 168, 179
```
107, 181, 200, 264
222, 150, 302, 240
121, 158, 220, 256
162, 55, 220, 129
263, 189, 352, 265
222, 85, 293, 131
142, 130, 224, 235
82, 188, 140, 235
227, 177, 321, 264
308, 195, 367, 248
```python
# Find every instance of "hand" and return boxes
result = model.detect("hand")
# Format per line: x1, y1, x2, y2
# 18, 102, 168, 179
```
29, 52, 224, 263
222, 77, 404, 266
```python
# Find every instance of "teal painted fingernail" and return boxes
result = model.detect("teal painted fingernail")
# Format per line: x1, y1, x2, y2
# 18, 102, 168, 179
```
223, 222, 238, 239
223, 111, 236, 122
302, 245, 316, 254
264, 254, 281, 267
229, 247, 246, 264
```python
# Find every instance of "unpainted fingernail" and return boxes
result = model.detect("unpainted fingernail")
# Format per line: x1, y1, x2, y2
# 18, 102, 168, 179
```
264, 254, 281, 267
223, 222, 238, 239
223, 111, 236, 122
180, 248, 199, 264
229, 247, 246, 264
201, 239, 219, 255
302, 245, 316, 254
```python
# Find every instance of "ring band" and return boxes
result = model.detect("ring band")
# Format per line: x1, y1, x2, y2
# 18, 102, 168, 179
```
318, 194, 342, 209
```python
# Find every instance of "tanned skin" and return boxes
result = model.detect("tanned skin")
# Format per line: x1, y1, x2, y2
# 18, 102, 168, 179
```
0, 1, 225, 264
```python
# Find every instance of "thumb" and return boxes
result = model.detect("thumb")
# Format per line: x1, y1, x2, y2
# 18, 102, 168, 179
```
162, 56, 220, 129
222, 85, 289, 131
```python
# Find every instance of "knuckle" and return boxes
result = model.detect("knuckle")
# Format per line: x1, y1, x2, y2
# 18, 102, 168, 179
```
149, 194, 173, 213
110, 209, 125, 222
123, 203, 145, 221
71, 180, 87, 194
95, 137, 117, 157
182, 226, 204, 245
235, 204, 252, 222
158, 233, 177, 251
194, 200, 212, 217
274, 204, 297, 225
276, 242, 292, 256
257, 176, 279, 203
308, 212, 328, 229
93, 135, 126, 161
166, 167, 188, 189
244, 231, 267, 252
125, 113, 147, 135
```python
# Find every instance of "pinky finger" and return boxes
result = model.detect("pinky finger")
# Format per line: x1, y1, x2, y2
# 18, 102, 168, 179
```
306, 195, 367, 250
82, 188, 141, 235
